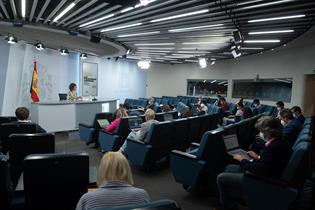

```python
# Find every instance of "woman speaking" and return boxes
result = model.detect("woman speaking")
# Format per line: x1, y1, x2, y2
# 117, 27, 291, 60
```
67, 83, 82, 101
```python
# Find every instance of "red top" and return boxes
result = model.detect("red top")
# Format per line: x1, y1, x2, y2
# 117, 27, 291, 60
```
105, 118, 120, 133
221, 102, 229, 112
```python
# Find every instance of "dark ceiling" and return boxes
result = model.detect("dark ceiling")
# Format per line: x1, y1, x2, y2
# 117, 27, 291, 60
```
0, 0, 315, 64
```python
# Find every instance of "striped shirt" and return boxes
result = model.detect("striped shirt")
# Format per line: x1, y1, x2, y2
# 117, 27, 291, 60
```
76, 181, 150, 210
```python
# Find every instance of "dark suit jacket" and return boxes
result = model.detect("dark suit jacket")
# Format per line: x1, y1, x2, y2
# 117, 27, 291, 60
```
296, 115, 305, 125
241, 139, 292, 179
5, 121, 46, 133
283, 119, 302, 147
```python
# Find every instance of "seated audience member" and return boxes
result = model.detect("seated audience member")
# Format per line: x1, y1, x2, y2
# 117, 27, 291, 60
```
76, 152, 149, 210
276, 101, 285, 119
180, 107, 192, 118
291, 106, 305, 124
146, 97, 156, 110
120, 109, 158, 152
235, 97, 244, 107
105, 108, 128, 133
196, 103, 208, 115
161, 104, 171, 113
235, 102, 244, 118
197, 95, 206, 105
220, 97, 229, 113
252, 99, 262, 115
214, 94, 222, 106
242, 107, 253, 119
216, 116, 292, 210
279, 109, 302, 146
14, 107, 46, 133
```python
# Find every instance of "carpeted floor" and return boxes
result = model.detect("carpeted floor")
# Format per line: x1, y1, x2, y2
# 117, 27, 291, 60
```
55, 132, 218, 210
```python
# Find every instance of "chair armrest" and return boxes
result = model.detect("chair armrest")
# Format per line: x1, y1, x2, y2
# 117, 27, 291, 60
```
99, 129, 114, 135
127, 138, 146, 145
244, 172, 288, 187
79, 123, 93, 128
171, 150, 198, 160
191, 142, 200, 147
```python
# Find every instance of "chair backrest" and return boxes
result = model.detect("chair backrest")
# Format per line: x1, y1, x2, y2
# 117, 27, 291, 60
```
115, 118, 131, 137
94, 199, 181, 210
186, 116, 201, 145
155, 113, 165, 122
146, 121, 173, 149
23, 152, 89, 210
93, 112, 114, 128
1, 123, 37, 138
0, 160, 12, 210
0, 116, 17, 125
171, 118, 189, 151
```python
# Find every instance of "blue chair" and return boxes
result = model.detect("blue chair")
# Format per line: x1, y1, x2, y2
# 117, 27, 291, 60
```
79, 112, 113, 145
170, 118, 189, 151
186, 116, 201, 146
93, 199, 181, 210
98, 118, 131, 152
125, 121, 173, 169
170, 128, 228, 192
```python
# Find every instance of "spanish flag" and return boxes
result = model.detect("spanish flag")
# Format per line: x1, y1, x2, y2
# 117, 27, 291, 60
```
30, 61, 39, 102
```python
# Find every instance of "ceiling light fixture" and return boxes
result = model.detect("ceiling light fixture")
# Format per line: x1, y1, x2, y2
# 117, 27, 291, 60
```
35, 42, 45, 51
80, 53, 87, 59
248, 30, 294, 35
137, 47, 175, 50
135, 43, 175, 46
101, 22, 142, 33
59, 49, 69, 55
211, 80, 217, 84
126, 49, 131, 55
210, 60, 216, 66
21, 0, 26, 18
137, 50, 171, 53
244, 40, 280, 43
80, 14, 115, 28
117, 31, 160, 38
241, 47, 264, 50
138, 60, 151, 69
151, 9, 209, 23
121, 7, 134, 13
176, 51, 210, 54
199, 58, 207, 69
7, 36, 18, 44
182, 41, 226, 45
248, 14, 305, 23
169, 24, 224, 33
242, 0, 294, 9
53, 2, 76, 22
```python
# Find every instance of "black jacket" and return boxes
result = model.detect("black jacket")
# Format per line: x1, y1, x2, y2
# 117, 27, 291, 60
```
241, 139, 292, 179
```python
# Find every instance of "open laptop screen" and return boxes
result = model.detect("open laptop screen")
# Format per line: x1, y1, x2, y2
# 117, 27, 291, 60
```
164, 113, 174, 121
97, 119, 110, 128
128, 117, 143, 129
223, 134, 239, 151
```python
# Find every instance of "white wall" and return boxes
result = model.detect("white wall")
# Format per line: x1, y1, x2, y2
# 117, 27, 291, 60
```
0, 41, 147, 115
147, 29, 315, 109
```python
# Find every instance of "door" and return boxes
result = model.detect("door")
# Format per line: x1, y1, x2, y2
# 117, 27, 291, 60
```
304, 75, 315, 117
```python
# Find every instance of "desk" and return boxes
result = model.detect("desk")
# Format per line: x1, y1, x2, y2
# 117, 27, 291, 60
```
15, 166, 97, 191
31, 99, 118, 132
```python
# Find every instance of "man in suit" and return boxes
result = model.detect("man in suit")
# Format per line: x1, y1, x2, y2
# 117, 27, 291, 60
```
291, 106, 305, 125
120, 109, 158, 152
13, 107, 46, 133
279, 109, 302, 147
216, 116, 292, 210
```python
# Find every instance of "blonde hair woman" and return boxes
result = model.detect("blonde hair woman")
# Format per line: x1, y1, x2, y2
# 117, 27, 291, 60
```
105, 108, 128, 133
76, 152, 149, 210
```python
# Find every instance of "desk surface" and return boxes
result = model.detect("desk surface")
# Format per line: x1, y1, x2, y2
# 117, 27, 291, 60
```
33, 98, 118, 105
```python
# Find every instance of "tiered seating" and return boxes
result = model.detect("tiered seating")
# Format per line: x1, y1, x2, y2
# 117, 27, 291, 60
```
79, 112, 114, 145
243, 117, 313, 210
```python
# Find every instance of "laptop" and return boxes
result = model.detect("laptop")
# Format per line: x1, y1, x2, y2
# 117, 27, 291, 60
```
128, 117, 143, 130
164, 113, 174, 121
223, 134, 253, 161
59, 93, 67, 101
97, 119, 110, 128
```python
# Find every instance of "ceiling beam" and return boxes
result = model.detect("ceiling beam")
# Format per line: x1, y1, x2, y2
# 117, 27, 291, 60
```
0, 0, 9, 19
29, 0, 38, 21
57, 0, 98, 26
36, 0, 51, 22
9, 0, 17, 19
44, 0, 68, 24
63, 2, 109, 27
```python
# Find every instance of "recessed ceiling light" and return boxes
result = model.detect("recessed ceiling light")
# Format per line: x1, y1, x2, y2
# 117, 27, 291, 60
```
138, 60, 151, 70
53, 2, 76, 22
80, 53, 88, 59
237, 0, 264, 6
7, 36, 18, 44
169, 24, 224, 33
248, 14, 305, 23
242, 47, 264, 50
35, 42, 45, 51
80, 14, 115, 28
244, 40, 280, 43
21, 0, 26, 18
182, 41, 226, 45
199, 58, 207, 69
150, 9, 209, 23
135, 43, 175, 46
137, 47, 175, 50
60, 49, 69, 55
121, 7, 134, 13
101, 23, 142, 33
242, 0, 294, 9
117, 31, 160, 38
248, 30, 294, 35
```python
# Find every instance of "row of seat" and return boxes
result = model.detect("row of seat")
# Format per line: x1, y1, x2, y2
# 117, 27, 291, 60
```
169, 114, 262, 193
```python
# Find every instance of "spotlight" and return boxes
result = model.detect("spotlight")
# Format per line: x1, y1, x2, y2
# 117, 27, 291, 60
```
7, 36, 17, 44
80, 53, 87, 59
59, 49, 69, 55
210, 60, 216, 66
198, 58, 207, 69
137, 60, 151, 70
126, 49, 131, 55
35, 42, 45, 51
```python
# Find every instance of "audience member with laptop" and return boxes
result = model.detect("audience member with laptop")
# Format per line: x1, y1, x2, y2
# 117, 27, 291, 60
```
105, 108, 128, 133
216, 116, 292, 210
76, 152, 149, 210
120, 109, 158, 152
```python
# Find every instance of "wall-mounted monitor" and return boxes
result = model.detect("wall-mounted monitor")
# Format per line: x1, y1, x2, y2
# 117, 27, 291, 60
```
187, 79, 228, 97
